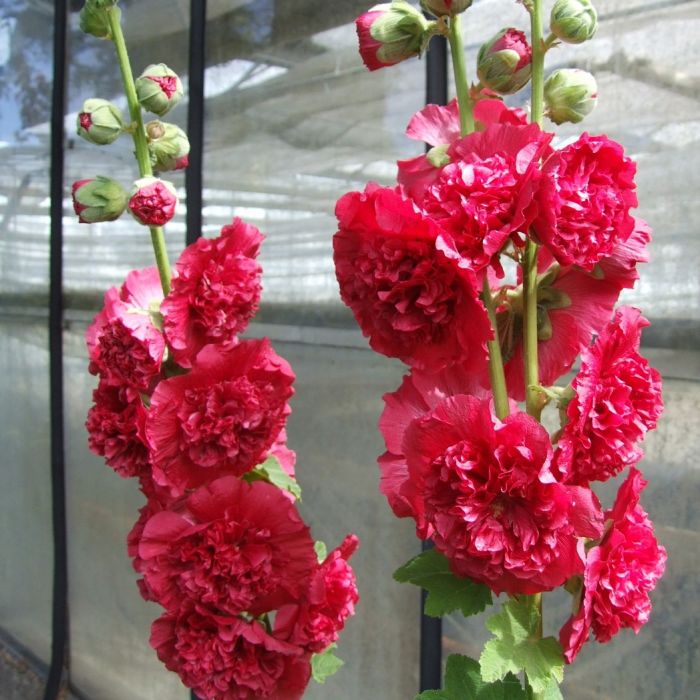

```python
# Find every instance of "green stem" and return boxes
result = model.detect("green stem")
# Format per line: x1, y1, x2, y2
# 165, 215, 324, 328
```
106, 7, 172, 295
447, 15, 475, 136
482, 278, 510, 420
530, 0, 546, 128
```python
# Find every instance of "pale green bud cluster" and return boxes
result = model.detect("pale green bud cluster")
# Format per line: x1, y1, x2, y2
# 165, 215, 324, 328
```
370, 1, 431, 66
550, 0, 598, 45
544, 68, 598, 124
135, 64, 184, 117
146, 121, 191, 172
76, 98, 125, 145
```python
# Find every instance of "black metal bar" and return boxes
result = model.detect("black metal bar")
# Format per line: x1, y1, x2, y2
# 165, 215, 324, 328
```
419, 33, 448, 694
44, 0, 69, 698
185, 0, 207, 245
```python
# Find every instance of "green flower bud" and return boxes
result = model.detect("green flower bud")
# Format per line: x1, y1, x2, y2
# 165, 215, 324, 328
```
550, 0, 598, 45
420, 1, 472, 18
135, 64, 184, 117
477, 28, 532, 95
79, 0, 119, 39
356, 1, 432, 71
77, 98, 125, 145
544, 68, 598, 124
146, 121, 190, 172
71, 176, 128, 224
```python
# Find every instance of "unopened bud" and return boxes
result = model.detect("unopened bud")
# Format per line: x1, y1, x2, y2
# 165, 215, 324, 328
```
477, 28, 532, 95
544, 68, 598, 124
72, 176, 128, 224
550, 0, 598, 45
146, 121, 190, 172
128, 177, 178, 227
356, 1, 431, 72
77, 98, 125, 145
420, 1, 472, 17
135, 63, 184, 117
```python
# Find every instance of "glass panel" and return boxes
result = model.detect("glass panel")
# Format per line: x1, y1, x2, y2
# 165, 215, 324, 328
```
442, 2, 700, 697
0, 0, 54, 664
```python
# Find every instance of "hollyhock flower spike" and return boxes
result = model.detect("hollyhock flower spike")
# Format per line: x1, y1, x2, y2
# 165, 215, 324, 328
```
333, 183, 492, 371
146, 339, 295, 496
128, 177, 178, 226
151, 609, 312, 700
161, 218, 263, 367
136, 477, 317, 616
404, 394, 603, 594
560, 468, 666, 663
356, 1, 432, 72
555, 306, 663, 485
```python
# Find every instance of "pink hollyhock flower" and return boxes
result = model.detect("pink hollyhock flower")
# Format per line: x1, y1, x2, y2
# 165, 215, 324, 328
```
136, 477, 316, 616
378, 364, 489, 532
275, 534, 360, 653
86, 268, 166, 391
146, 339, 295, 496
333, 184, 491, 371
555, 306, 663, 485
560, 468, 666, 663
151, 609, 311, 700
499, 219, 650, 400
162, 218, 263, 367
420, 123, 553, 275
535, 133, 638, 270
86, 379, 149, 479
128, 177, 178, 226
404, 395, 603, 595
398, 98, 527, 200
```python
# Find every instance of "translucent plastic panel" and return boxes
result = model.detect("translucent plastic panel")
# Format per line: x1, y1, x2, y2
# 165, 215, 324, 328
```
0, 0, 54, 664
0, 320, 53, 664
202, 0, 426, 314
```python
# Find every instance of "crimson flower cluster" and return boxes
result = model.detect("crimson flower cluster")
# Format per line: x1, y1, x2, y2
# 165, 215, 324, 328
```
87, 219, 359, 699
334, 97, 665, 661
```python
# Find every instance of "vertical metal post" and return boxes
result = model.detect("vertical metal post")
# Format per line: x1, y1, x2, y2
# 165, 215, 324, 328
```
44, 0, 69, 698
419, 31, 448, 694
185, 0, 207, 246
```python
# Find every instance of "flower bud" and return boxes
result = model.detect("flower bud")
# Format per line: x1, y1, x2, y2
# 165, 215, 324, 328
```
420, 0, 472, 17
72, 176, 129, 224
77, 98, 125, 145
128, 177, 178, 227
134, 64, 184, 117
356, 1, 431, 72
550, 0, 598, 44
477, 28, 532, 95
146, 121, 190, 172
544, 68, 598, 124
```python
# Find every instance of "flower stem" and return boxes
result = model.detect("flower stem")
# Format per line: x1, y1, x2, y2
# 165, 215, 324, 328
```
482, 278, 510, 420
106, 6, 172, 295
447, 15, 475, 136
530, 0, 546, 128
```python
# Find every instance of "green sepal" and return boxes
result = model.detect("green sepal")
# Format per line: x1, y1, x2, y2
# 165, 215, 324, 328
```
394, 548, 492, 618
311, 644, 344, 684
314, 540, 328, 563
243, 455, 302, 501
480, 598, 564, 695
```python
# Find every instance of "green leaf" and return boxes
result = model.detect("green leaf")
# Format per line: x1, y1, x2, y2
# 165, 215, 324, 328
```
243, 456, 302, 501
415, 655, 527, 700
394, 549, 492, 618
314, 540, 328, 563
480, 598, 564, 695
311, 645, 344, 684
